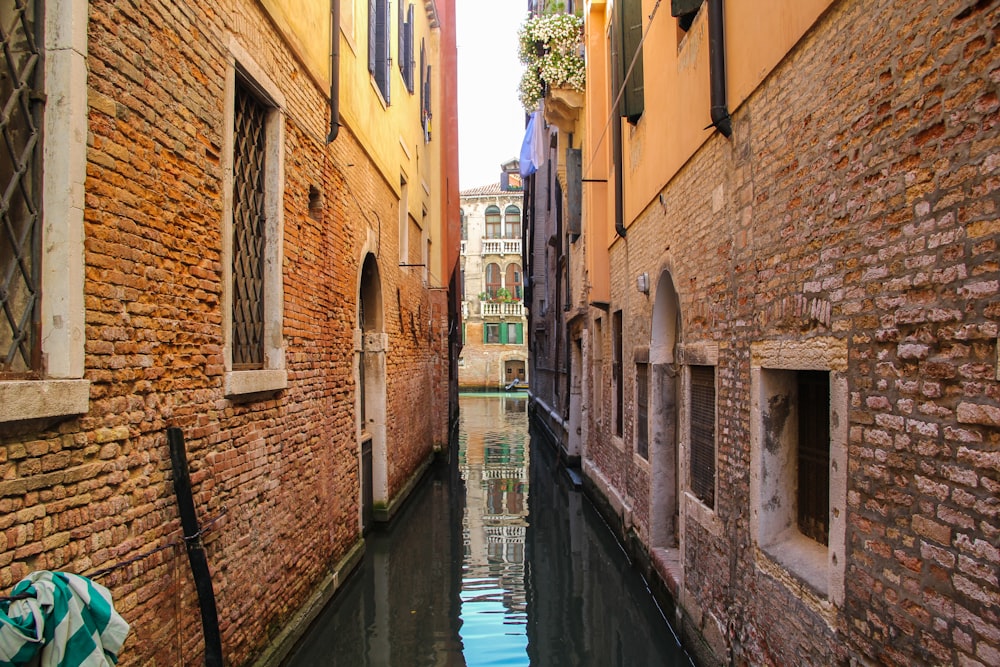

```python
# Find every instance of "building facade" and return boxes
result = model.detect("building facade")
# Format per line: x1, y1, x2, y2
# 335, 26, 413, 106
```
459, 162, 530, 390
526, 0, 1000, 664
0, 0, 459, 664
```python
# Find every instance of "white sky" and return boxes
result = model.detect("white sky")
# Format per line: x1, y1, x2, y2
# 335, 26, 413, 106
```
456, 1, 528, 191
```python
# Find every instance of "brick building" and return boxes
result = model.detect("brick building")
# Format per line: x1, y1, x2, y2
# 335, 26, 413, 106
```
459, 161, 530, 390
525, 0, 999, 664
0, 0, 458, 664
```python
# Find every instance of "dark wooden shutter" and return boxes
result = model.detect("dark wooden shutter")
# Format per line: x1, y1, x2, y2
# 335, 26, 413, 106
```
672, 0, 704, 16
404, 4, 415, 93
376, 0, 390, 102
368, 0, 377, 74
619, 0, 644, 123
566, 148, 582, 237
636, 362, 649, 459
397, 0, 404, 78
797, 371, 830, 545
690, 365, 716, 508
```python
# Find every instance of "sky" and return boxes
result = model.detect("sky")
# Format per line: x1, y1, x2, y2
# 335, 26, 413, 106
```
455, 1, 529, 191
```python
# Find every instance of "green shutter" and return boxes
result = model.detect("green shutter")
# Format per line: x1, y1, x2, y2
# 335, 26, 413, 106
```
483, 325, 488, 344
618, 0, 644, 123
500, 323, 509, 345
515, 323, 523, 345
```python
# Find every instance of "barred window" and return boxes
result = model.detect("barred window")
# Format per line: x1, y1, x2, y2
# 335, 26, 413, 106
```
689, 365, 716, 508
798, 370, 830, 545
231, 81, 268, 370
636, 361, 649, 458
1, 0, 43, 377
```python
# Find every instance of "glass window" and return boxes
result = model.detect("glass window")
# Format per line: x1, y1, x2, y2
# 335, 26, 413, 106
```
504, 205, 521, 238
485, 205, 502, 239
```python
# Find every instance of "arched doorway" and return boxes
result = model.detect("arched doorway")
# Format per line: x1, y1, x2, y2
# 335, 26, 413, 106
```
650, 271, 680, 549
358, 253, 386, 534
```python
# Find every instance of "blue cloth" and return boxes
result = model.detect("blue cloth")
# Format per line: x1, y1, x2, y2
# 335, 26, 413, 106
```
0, 571, 129, 666
519, 107, 547, 178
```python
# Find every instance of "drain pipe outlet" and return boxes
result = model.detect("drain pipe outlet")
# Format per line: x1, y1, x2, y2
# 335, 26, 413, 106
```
326, 0, 341, 143
708, 0, 732, 138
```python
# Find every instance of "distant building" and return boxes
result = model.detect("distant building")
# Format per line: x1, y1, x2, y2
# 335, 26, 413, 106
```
459, 161, 530, 390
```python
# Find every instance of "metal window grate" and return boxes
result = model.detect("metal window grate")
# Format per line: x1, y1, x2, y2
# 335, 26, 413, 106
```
0, 0, 42, 377
231, 82, 267, 369
636, 362, 648, 458
797, 370, 830, 545
689, 365, 716, 508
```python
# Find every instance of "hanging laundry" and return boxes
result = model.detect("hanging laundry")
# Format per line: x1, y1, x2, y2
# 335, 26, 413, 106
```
0, 571, 130, 666
519, 102, 548, 178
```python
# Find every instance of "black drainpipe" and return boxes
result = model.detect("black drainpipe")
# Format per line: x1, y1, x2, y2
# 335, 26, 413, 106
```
326, 0, 341, 143
708, 0, 732, 138
612, 109, 627, 238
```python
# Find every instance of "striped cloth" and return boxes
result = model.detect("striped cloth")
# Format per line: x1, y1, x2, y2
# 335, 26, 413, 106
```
0, 571, 130, 666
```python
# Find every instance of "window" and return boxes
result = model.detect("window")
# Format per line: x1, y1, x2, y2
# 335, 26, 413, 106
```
750, 338, 848, 605
636, 360, 649, 458
223, 45, 287, 397
485, 263, 502, 299
460, 209, 467, 240
398, 3, 415, 93
505, 264, 522, 300
505, 322, 523, 345
485, 205, 502, 239
484, 323, 500, 344
1, 0, 90, 423
614, 0, 645, 123
419, 38, 432, 142
369, 0, 391, 103
592, 317, 604, 426
672, 0, 704, 32
613, 311, 623, 437
399, 176, 409, 262
504, 205, 521, 239
689, 365, 716, 509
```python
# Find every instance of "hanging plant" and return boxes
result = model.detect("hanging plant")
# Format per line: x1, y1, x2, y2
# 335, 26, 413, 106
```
517, 12, 585, 113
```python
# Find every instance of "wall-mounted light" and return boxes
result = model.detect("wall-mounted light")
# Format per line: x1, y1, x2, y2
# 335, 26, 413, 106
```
637, 272, 649, 294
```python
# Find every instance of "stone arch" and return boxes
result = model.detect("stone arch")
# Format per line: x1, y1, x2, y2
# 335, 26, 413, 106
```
358, 253, 386, 533
650, 270, 681, 549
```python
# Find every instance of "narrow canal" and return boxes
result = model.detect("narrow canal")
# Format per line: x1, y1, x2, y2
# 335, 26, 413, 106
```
285, 392, 694, 666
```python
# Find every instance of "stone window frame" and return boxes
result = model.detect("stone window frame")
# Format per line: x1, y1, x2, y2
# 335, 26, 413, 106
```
678, 341, 722, 536
749, 337, 848, 608
0, 0, 90, 424
221, 37, 287, 398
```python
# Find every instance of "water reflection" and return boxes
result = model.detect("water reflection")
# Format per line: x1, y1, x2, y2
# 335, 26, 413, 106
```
284, 393, 692, 667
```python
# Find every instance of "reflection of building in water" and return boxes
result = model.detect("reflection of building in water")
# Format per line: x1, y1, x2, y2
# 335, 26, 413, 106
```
458, 393, 530, 618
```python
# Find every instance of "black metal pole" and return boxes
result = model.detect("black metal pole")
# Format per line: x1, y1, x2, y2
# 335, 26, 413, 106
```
168, 427, 224, 667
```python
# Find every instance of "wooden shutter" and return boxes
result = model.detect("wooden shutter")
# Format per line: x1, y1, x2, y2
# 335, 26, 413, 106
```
405, 4, 415, 93
515, 323, 523, 345
672, 0, 704, 16
368, 0, 377, 73
566, 148, 582, 237
619, 0, 644, 123
373, 0, 390, 102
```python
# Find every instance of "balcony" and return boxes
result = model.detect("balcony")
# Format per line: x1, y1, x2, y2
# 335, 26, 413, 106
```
482, 301, 526, 317
481, 238, 521, 256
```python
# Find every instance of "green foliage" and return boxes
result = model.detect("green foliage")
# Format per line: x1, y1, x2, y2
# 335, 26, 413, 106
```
517, 12, 585, 112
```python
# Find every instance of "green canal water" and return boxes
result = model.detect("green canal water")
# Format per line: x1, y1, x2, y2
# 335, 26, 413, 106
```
284, 392, 693, 666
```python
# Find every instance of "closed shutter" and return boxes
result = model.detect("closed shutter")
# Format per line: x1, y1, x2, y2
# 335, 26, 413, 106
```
672, 0, 704, 16
405, 4, 415, 93
515, 323, 523, 345
374, 0, 390, 102
566, 148, 582, 237
368, 0, 377, 74
619, 0, 644, 123
689, 365, 716, 508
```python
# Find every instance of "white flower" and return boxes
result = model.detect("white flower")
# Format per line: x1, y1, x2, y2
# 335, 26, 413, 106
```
517, 12, 585, 113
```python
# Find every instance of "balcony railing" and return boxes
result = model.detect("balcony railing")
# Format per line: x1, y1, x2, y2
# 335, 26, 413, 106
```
481, 238, 521, 256
482, 301, 525, 317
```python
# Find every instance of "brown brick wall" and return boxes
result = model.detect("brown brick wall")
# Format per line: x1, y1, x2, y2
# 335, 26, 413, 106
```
0, 0, 449, 665
585, 0, 999, 664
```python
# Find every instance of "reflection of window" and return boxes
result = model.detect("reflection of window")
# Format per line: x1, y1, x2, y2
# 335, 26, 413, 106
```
485, 205, 501, 238
485, 263, 501, 298
689, 365, 716, 509
504, 205, 521, 238
485, 323, 500, 344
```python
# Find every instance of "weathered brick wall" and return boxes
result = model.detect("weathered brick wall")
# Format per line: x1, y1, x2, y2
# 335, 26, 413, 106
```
586, 0, 999, 664
0, 0, 448, 665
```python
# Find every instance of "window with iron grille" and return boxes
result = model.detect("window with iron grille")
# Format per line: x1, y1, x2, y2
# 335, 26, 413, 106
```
613, 310, 623, 437
636, 361, 648, 458
797, 370, 830, 545
689, 365, 716, 508
1, 0, 43, 378
231, 80, 268, 370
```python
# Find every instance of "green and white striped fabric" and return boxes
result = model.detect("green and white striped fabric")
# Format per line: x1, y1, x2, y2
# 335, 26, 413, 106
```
0, 571, 130, 666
